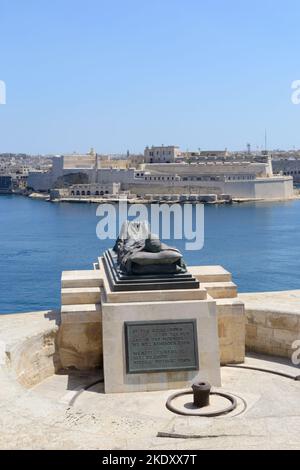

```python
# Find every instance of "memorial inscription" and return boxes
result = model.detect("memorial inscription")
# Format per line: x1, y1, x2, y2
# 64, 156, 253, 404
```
125, 319, 199, 374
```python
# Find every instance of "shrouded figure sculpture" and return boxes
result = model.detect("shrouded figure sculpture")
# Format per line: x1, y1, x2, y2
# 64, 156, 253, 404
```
102, 220, 199, 291
113, 221, 187, 275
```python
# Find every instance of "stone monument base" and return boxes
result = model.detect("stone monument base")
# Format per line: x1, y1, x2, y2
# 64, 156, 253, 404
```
60, 263, 245, 382
101, 295, 221, 393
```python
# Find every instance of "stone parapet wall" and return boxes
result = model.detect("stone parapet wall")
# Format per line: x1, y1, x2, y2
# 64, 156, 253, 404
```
0, 310, 61, 388
239, 291, 300, 359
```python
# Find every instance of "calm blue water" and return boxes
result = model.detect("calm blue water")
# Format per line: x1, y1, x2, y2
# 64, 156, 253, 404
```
0, 195, 300, 314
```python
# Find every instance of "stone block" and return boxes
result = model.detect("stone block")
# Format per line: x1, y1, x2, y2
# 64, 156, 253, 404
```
57, 322, 102, 370
187, 265, 232, 282
246, 323, 257, 340
201, 282, 237, 299
273, 328, 299, 345
61, 304, 102, 324
246, 310, 267, 327
216, 298, 245, 316
61, 287, 101, 305
102, 298, 221, 393
217, 299, 245, 365
266, 313, 299, 331
61, 270, 104, 288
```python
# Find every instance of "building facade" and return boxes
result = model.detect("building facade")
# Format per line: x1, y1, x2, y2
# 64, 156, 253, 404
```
27, 148, 294, 200
69, 182, 120, 196
0, 176, 12, 194
272, 158, 300, 183
144, 145, 180, 164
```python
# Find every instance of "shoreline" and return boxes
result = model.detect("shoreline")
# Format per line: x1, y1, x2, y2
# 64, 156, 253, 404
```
23, 192, 300, 205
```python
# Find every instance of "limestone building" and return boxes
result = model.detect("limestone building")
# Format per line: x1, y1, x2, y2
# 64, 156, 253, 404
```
27, 147, 294, 200
144, 145, 180, 164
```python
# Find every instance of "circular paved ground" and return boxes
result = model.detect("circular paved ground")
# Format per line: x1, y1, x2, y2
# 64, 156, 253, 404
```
1, 354, 300, 449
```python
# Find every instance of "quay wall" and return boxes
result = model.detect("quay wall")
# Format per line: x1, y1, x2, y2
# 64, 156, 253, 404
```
124, 176, 294, 200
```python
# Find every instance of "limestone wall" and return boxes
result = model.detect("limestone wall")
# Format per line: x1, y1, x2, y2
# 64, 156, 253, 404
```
216, 299, 245, 364
222, 177, 294, 200
0, 310, 61, 388
240, 291, 300, 359
124, 177, 293, 200
254, 177, 294, 199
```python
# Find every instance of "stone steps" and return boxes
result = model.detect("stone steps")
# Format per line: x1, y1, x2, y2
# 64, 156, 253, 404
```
61, 287, 101, 305
61, 303, 102, 324
216, 297, 245, 314
201, 281, 237, 299
188, 266, 232, 283
61, 270, 103, 288
98, 257, 207, 303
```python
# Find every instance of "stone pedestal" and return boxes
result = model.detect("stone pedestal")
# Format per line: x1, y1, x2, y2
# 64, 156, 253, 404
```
59, 263, 245, 374
101, 296, 221, 393
99, 257, 221, 393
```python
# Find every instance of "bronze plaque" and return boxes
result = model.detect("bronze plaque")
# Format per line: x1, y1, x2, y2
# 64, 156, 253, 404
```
125, 319, 199, 374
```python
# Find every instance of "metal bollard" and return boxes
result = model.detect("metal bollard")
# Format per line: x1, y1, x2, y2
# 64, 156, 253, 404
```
192, 381, 211, 408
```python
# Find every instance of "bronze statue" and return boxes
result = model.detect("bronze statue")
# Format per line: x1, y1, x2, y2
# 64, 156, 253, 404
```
113, 221, 187, 275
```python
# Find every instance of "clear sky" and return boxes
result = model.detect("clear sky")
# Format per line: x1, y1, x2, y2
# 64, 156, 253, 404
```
1, 0, 300, 154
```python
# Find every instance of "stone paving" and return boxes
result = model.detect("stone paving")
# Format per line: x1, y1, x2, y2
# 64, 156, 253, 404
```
1, 353, 300, 450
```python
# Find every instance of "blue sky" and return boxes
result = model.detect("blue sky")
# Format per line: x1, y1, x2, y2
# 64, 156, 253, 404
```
1, 0, 300, 154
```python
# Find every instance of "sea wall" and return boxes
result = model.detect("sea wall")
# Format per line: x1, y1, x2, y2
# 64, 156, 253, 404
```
124, 176, 293, 200
222, 177, 294, 200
